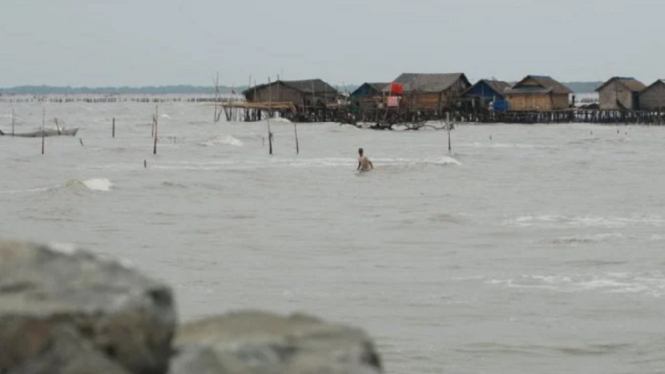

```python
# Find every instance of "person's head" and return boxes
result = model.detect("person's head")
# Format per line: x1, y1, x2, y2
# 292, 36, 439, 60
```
358, 148, 364, 156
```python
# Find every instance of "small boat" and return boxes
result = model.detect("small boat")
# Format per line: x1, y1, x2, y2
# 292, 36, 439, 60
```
0, 128, 79, 137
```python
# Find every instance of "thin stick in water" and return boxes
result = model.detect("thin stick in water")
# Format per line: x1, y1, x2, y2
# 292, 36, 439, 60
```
153, 105, 159, 155
294, 122, 299, 154
41, 108, 45, 155
447, 112, 452, 154
214, 72, 220, 123
11, 109, 15, 137
112, 117, 115, 138
268, 77, 273, 155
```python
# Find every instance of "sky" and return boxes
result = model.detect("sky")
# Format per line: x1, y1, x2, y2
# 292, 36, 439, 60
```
1, 0, 664, 87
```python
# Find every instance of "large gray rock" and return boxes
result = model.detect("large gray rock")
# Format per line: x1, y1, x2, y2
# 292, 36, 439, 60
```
8, 325, 130, 374
169, 311, 382, 374
0, 240, 176, 374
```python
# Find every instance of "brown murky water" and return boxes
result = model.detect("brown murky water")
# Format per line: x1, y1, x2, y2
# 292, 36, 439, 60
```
2, 98, 665, 373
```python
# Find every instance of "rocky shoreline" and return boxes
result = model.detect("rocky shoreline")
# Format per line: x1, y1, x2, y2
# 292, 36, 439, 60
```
0, 240, 382, 374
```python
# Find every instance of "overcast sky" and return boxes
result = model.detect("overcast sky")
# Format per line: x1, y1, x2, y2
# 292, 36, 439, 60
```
1, 0, 663, 87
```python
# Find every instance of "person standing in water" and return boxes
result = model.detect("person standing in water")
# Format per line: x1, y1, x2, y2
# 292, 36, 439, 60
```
357, 148, 374, 172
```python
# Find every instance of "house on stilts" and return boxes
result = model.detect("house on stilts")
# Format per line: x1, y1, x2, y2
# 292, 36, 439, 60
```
384, 73, 471, 113
596, 77, 646, 110
505, 75, 573, 111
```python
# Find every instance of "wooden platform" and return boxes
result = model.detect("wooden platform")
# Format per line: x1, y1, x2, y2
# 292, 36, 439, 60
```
220, 102, 297, 111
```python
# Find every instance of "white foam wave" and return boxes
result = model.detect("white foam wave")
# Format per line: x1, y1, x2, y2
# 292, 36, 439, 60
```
506, 214, 665, 228
460, 142, 554, 149
199, 135, 244, 147
0, 186, 56, 195
48, 242, 78, 255
82, 178, 112, 191
373, 156, 461, 166
152, 156, 460, 171
487, 272, 665, 297
271, 117, 292, 124
160, 113, 172, 119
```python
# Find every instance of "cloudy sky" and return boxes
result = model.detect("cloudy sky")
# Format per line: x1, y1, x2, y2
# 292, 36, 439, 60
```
1, 0, 663, 87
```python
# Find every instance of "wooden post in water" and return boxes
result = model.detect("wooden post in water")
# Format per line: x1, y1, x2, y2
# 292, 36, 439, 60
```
54, 118, 61, 134
11, 109, 15, 137
311, 81, 316, 121
41, 107, 45, 155
153, 105, 159, 155
267, 78, 273, 155
447, 112, 452, 155
112, 117, 115, 138
214, 72, 220, 123
294, 122, 299, 154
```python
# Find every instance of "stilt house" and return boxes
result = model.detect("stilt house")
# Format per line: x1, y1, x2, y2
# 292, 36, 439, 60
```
596, 77, 646, 110
505, 75, 573, 111
385, 73, 471, 112
243, 79, 339, 109
638, 80, 665, 111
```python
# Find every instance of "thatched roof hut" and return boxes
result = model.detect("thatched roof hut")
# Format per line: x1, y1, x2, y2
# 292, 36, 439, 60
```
596, 77, 646, 110
243, 79, 339, 107
505, 75, 573, 111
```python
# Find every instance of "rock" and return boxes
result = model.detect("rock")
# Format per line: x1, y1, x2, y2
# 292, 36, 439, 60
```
169, 311, 382, 374
8, 326, 130, 374
0, 240, 177, 374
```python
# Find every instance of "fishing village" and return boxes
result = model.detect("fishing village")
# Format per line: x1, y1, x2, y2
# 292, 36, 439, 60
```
3, 73, 665, 130
221, 74, 665, 127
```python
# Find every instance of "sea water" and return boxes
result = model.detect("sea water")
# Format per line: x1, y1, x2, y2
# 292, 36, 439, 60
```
1, 98, 664, 373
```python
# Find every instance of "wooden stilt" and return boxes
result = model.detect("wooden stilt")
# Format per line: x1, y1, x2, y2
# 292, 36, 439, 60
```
41, 107, 45, 155
153, 105, 159, 155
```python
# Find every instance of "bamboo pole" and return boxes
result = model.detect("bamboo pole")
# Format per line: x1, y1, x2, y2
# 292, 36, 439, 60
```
294, 122, 299, 154
11, 109, 15, 137
311, 81, 316, 119
247, 75, 252, 121
153, 105, 159, 155
41, 107, 45, 155
268, 78, 273, 155
447, 112, 452, 154
112, 117, 115, 138
214, 72, 219, 122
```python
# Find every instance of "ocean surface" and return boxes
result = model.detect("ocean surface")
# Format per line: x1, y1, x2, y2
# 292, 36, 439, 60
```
1, 98, 664, 374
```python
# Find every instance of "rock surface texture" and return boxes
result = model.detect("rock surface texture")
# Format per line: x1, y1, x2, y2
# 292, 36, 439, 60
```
0, 240, 177, 374
0, 240, 383, 374
169, 311, 382, 374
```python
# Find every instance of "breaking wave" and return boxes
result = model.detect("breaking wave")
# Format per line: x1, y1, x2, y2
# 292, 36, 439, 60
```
199, 135, 244, 147
151, 156, 460, 171
486, 272, 665, 297
65, 178, 112, 192
505, 214, 665, 228
0, 186, 56, 195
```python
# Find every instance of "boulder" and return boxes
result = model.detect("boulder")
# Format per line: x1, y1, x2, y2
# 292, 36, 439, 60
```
8, 325, 130, 374
169, 311, 382, 374
0, 240, 176, 374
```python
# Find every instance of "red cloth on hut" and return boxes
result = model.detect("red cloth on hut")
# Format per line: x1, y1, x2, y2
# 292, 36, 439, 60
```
390, 83, 404, 94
